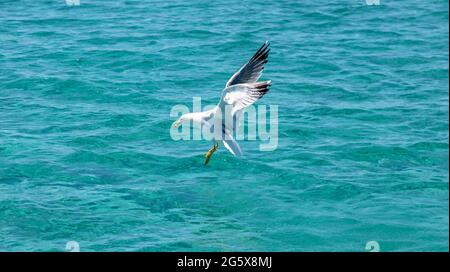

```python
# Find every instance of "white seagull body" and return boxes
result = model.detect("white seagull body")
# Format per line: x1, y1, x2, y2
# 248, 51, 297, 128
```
173, 41, 271, 164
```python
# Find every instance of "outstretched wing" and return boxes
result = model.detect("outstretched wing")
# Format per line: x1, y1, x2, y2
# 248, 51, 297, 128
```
225, 41, 270, 87
219, 81, 271, 115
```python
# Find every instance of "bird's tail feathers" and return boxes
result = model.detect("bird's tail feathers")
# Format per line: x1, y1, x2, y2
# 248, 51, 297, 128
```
222, 137, 243, 158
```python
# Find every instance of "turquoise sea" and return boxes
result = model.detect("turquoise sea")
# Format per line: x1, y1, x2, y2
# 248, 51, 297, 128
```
0, 0, 448, 251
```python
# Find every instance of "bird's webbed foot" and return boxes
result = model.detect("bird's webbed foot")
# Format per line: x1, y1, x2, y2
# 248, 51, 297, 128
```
204, 142, 219, 165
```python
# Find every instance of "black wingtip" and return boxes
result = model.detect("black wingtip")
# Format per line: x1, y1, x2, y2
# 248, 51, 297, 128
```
253, 80, 271, 94
251, 41, 270, 63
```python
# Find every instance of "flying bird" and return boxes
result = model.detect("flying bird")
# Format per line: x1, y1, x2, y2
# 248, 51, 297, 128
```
172, 41, 271, 165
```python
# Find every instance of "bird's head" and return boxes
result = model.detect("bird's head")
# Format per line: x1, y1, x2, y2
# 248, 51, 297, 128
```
172, 113, 194, 128
172, 117, 183, 128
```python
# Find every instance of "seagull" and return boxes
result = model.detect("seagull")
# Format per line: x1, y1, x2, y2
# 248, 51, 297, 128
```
172, 41, 271, 165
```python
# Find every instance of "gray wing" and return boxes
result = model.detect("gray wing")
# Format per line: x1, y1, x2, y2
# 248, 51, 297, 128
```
225, 41, 270, 87
219, 81, 271, 115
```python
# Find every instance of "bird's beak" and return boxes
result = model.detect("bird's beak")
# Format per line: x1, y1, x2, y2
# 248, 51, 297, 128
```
172, 120, 181, 128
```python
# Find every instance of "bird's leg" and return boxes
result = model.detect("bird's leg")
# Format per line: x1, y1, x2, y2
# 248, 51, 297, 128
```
204, 142, 219, 165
